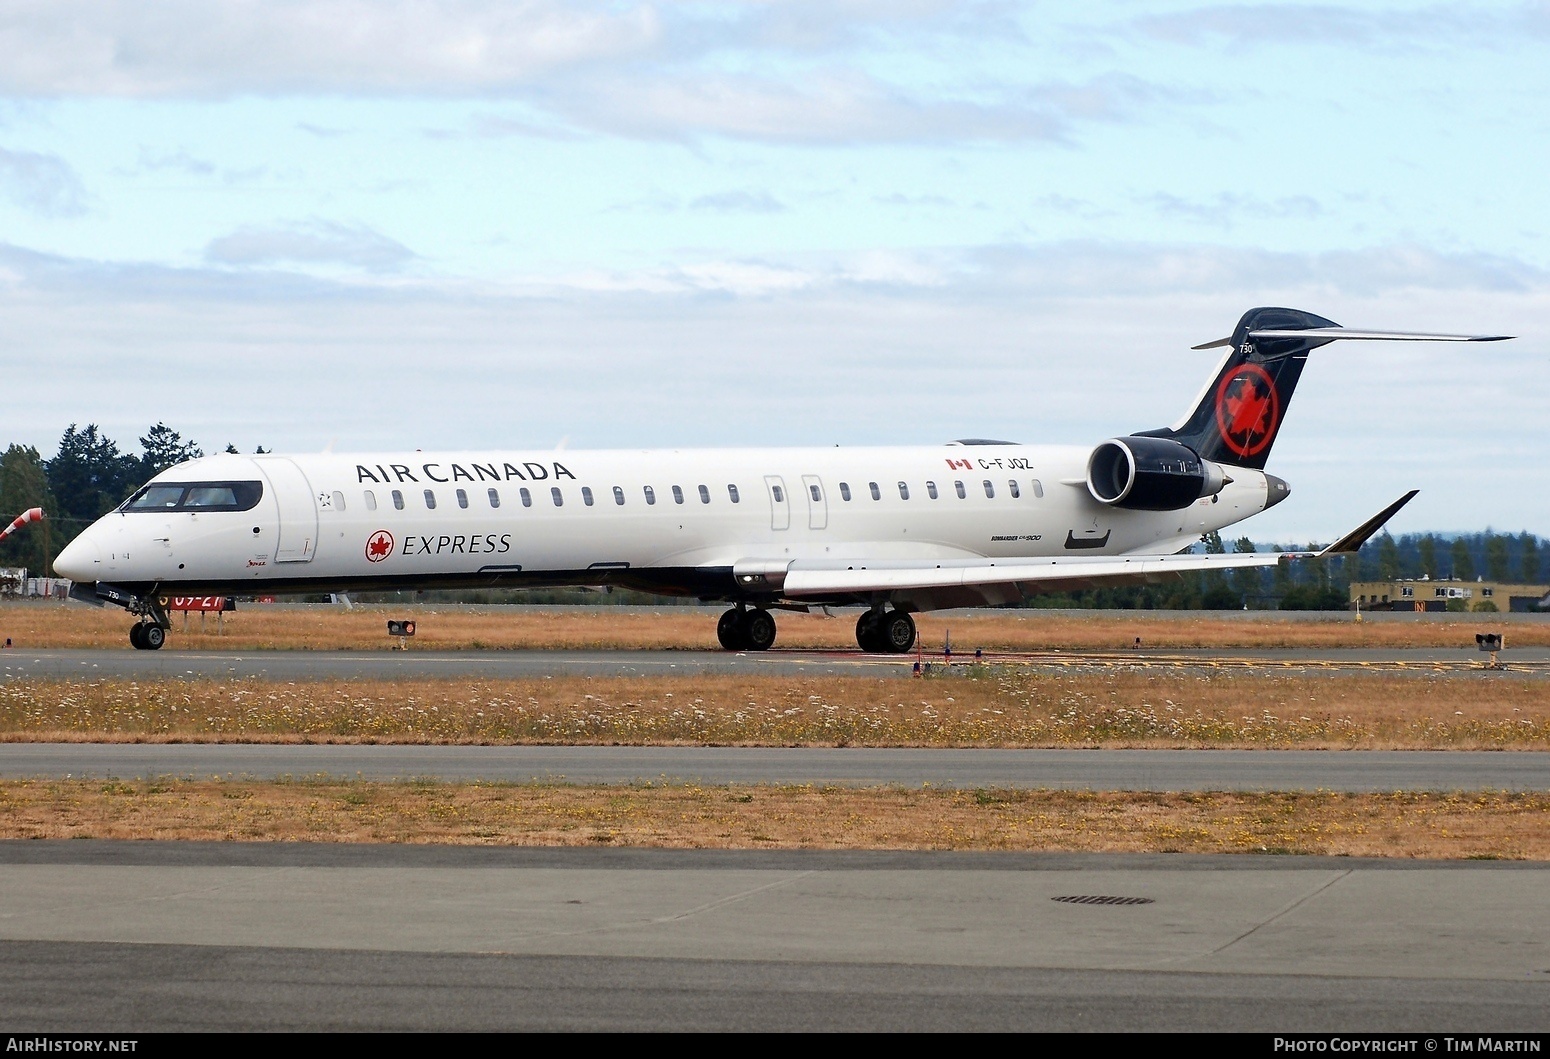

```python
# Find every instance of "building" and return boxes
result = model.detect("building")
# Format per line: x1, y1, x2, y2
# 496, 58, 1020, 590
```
1349, 578, 1550, 612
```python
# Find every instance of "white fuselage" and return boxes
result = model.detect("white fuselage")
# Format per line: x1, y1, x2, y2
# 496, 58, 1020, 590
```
54, 445, 1276, 607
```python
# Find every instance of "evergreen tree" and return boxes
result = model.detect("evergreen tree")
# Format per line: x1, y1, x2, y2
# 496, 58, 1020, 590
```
1485, 534, 1510, 582
1418, 535, 1438, 579
0, 445, 56, 574
1377, 533, 1401, 580
1524, 535, 1541, 583
1451, 537, 1475, 581
46, 425, 141, 525
139, 423, 203, 478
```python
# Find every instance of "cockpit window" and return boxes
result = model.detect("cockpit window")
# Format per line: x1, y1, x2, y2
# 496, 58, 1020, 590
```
122, 480, 263, 513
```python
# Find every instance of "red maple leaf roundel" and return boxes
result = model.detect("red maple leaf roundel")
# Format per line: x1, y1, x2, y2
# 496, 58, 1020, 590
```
365, 530, 394, 563
1214, 363, 1280, 459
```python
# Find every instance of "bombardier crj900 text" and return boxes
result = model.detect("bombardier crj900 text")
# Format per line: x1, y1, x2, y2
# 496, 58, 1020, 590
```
54, 308, 1509, 652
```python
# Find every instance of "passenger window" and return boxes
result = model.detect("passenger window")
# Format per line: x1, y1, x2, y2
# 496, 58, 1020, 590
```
839, 482, 851, 501
520, 487, 532, 508
364, 490, 377, 512
897, 482, 909, 500
552, 487, 563, 507
332, 490, 346, 511
424, 489, 437, 509
456, 488, 469, 509
727, 484, 740, 503
1032, 479, 1044, 499
810, 484, 821, 501
582, 486, 594, 506
1008, 480, 1020, 499
772, 485, 784, 503
983, 480, 995, 498
672, 485, 684, 505
644, 486, 656, 505
954, 481, 966, 499
926, 481, 938, 500
869, 482, 880, 500
392, 490, 405, 510
488, 488, 500, 508
699, 484, 710, 504
613, 486, 625, 506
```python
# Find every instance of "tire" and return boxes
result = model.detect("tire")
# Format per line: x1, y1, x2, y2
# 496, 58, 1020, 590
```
855, 611, 883, 653
143, 624, 166, 651
716, 609, 748, 651
743, 610, 777, 651
881, 610, 916, 654
129, 623, 146, 650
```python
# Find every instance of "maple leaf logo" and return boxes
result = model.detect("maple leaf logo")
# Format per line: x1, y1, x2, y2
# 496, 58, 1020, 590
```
1214, 364, 1279, 459
365, 531, 394, 563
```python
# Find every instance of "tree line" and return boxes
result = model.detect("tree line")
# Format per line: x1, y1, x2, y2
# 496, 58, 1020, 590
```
0, 423, 265, 575
1027, 528, 1543, 611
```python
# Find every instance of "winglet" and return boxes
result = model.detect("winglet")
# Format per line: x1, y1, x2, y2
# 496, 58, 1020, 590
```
1318, 490, 1419, 555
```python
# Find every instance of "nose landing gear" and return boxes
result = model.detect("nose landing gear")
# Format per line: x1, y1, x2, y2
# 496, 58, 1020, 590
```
716, 607, 777, 651
856, 607, 915, 654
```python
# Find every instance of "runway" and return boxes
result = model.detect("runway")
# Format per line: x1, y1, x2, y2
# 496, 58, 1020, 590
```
2, 743, 1547, 791
4, 645, 1548, 681
1, 843, 1545, 1031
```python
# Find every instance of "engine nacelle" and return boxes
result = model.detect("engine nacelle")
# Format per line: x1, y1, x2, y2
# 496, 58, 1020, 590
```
1086, 436, 1228, 511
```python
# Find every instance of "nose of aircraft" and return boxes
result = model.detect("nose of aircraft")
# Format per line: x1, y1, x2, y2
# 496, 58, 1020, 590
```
52, 533, 101, 582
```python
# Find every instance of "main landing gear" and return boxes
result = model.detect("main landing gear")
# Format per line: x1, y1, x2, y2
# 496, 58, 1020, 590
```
717, 607, 777, 652
856, 608, 916, 654
128, 620, 166, 651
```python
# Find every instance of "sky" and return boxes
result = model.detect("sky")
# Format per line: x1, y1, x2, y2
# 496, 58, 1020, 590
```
1, 0, 1546, 541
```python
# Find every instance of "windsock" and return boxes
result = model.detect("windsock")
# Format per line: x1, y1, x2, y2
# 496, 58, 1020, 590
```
0, 508, 44, 542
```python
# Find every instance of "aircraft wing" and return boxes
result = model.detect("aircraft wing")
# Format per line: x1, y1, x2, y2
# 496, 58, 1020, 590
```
779, 549, 1283, 597
769, 491, 1416, 600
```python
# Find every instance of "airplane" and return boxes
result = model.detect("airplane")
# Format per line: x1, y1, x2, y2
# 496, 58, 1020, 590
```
51, 307, 1509, 652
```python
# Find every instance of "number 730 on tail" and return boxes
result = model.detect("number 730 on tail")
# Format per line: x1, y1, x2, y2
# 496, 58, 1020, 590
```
52, 307, 1510, 652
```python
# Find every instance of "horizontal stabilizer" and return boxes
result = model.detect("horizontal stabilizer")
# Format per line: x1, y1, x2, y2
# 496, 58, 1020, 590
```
1195, 327, 1511, 349
1250, 327, 1512, 343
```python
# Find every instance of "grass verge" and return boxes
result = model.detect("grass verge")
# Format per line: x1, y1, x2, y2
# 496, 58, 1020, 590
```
3, 671, 1547, 748
2, 780, 1546, 859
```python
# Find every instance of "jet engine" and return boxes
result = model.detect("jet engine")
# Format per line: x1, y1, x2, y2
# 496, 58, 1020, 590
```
1086, 436, 1229, 511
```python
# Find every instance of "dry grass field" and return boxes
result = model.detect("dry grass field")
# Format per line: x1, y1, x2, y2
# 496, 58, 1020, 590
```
2, 671, 1546, 749
3, 600, 1546, 652
1, 779, 1544, 859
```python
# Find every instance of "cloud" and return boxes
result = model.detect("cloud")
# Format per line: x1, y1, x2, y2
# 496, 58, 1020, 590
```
689, 190, 785, 213
1124, 3, 1550, 51
0, 146, 88, 216
538, 71, 1169, 145
137, 148, 216, 175
204, 220, 416, 273
1142, 192, 1325, 228
0, 1, 661, 97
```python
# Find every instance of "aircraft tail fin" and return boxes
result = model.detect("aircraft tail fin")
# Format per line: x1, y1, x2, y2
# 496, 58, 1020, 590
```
1136, 307, 1511, 470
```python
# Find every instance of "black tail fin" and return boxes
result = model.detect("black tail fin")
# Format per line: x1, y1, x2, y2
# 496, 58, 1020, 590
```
1136, 306, 1339, 470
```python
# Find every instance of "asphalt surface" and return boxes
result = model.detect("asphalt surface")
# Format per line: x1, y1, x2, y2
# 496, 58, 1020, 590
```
3, 645, 1549, 680
0, 843, 1545, 1032
2, 744, 1547, 791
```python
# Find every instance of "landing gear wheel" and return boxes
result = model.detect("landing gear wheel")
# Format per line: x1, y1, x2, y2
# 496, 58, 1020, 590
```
743, 610, 777, 652
129, 623, 146, 650
143, 624, 166, 651
881, 610, 916, 654
717, 608, 749, 651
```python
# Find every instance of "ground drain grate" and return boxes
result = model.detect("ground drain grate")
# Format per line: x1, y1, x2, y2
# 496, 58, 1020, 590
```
1051, 895, 1154, 906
